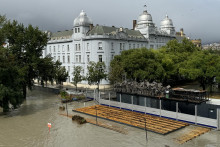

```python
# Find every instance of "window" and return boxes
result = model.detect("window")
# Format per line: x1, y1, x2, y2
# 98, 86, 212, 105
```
78, 44, 81, 51
67, 55, 70, 63
98, 42, 102, 50
67, 45, 69, 52
123, 43, 125, 50
78, 28, 80, 33
133, 44, 135, 49
87, 43, 89, 51
129, 44, 131, 49
76, 55, 78, 62
87, 55, 90, 62
120, 43, 122, 50
111, 54, 114, 60
62, 45, 65, 52
49, 46, 51, 52
58, 56, 60, 61
63, 56, 65, 63
53, 46, 56, 52
75, 44, 78, 51
141, 44, 143, 47
75, 28, 77, 33
79, 55, 81, 63
111, 42, 114, 50
58, 45, 60, 52
98, 55, 102, 62
76, 55, 81, 63
137, 44, 139, 48
54, 56, 56, 61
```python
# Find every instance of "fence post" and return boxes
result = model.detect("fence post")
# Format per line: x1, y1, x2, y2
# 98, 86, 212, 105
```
99, 91, 100, 105
176, 102, 178, 120
94, 88, 96, 101
145, 97, 146, 114
195, 104, 197, 125
160, 99, 161, 117
86, 87, 87, 98
131, 96, 133, 111
120, 94, 122, 109
217, 108, 220, 130
109, 92, 110, 107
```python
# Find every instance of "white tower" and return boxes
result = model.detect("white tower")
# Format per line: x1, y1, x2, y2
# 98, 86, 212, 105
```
135, 9, 156, 39
160, 15, 175, 36
73, 10, 93, 39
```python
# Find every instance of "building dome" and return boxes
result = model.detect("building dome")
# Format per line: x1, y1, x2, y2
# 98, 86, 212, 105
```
160, 15, 174, 28
137, 10, 153, 25
73, 10, 93, 27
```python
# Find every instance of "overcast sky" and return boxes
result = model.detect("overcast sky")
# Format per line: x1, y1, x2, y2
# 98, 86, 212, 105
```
0, 0, 220, 44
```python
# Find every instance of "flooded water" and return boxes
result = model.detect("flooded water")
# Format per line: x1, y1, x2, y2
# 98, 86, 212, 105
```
0, 89, 219, 147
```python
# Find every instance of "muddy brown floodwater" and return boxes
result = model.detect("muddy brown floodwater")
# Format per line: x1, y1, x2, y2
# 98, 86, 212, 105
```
0, 89, 220, 147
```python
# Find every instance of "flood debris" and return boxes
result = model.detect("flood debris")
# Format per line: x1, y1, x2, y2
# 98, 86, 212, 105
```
72, 115, 87, 124
59, 106, 65, 111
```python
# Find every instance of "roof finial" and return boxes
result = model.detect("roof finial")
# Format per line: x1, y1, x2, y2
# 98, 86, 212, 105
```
144, 4, 147, 10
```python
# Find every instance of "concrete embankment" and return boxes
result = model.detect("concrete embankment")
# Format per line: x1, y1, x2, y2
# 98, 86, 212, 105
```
33, 85, 60, 94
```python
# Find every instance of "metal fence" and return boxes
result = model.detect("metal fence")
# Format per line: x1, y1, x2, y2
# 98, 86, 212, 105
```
93, 91, 219, 129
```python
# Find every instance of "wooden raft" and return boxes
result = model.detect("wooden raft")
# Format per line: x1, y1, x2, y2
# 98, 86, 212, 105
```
74, 105, 189, 135
175, 127, 211, 144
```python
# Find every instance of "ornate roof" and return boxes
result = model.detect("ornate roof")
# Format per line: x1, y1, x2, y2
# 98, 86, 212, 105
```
73, 10, 93, 27
137, 10, 153, 25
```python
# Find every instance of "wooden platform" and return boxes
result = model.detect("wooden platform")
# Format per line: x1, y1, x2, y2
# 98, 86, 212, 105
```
73, 105, 189, 135
175, 127, 210, 144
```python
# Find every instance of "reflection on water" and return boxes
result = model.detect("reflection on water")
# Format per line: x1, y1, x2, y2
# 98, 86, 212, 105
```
0, 89, 219, 147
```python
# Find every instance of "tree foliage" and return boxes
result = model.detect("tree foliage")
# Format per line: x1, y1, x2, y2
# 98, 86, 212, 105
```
72, 66, 84, 90
87, 61, 107, 90
0, 15, 68, 112
109, 38, 220, 90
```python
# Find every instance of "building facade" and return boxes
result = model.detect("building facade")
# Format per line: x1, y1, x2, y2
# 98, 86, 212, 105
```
43, 9, 177, 84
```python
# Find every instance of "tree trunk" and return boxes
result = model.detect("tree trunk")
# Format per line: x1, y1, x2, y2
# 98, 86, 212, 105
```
23, 84, 27, 99
3, 96, 9, 113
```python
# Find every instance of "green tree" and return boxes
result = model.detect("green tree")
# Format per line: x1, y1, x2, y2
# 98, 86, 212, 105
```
2, 20, 48, 99
37, 55, 55, 87
87, 61, 107, 91
179, 50, 220, 90
72, 66, 84, 91
54, 61, 68, 86
0, 48, 23, 112
109, 48, 165, 83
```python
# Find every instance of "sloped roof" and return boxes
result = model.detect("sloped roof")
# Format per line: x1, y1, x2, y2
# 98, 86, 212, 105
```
51, 30, 73, 38
87, 26, 145, 39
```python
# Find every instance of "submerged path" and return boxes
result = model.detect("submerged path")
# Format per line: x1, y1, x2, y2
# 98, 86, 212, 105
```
60, 113, 128, 134
175, 127, 211, 144
73, 105, 189, 135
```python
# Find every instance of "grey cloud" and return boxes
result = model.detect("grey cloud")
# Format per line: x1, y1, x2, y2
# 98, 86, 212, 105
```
0, 0, 219, 44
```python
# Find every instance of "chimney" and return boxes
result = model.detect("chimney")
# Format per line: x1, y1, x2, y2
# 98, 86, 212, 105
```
89, 24, 94, 31
180, 28, 184, 37
133, 20, 137, 30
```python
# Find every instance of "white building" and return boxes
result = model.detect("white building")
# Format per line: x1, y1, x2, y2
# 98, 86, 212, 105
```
43, 9, 176, 84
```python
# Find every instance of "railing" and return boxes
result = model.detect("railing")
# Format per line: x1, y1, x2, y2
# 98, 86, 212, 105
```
94, 91, 218, 129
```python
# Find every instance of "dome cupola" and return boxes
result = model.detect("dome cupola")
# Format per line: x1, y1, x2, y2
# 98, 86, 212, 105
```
73, 10, 93, 27
160, 15, 174, 28
137, 10, 153, 25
